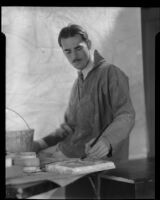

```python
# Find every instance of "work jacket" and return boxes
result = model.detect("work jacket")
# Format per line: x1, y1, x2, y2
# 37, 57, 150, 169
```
43, 50, 135, 163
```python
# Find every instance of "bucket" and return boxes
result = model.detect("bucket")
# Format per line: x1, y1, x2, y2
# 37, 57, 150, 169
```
6, 107, 34, 153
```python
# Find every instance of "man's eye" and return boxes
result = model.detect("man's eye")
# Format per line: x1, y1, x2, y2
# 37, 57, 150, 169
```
77, 47, 82, 51
66, 51, 71, 54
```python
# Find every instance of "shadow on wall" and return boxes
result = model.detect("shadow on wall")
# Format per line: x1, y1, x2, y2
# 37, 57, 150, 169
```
100, 8, 147, 159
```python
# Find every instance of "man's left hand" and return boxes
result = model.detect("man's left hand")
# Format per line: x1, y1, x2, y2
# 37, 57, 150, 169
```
85, 138, 110, 159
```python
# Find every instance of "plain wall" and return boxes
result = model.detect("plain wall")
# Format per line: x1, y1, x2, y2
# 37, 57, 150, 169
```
141, 8, 159, 158
2, 7, 148, 159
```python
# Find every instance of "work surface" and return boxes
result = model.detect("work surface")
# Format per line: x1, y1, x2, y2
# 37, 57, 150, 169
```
6, 159, 115, 199
6, 159, 115, 187
6, 158, 155, 199
6, 168, 83, 187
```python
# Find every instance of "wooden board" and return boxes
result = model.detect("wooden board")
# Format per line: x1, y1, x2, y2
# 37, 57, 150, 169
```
45, 158, 115, 175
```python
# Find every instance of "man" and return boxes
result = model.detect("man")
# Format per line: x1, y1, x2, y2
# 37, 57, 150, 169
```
33, 24, 135, 163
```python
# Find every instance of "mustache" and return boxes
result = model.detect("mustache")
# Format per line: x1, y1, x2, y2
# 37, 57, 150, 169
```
73, 59, 81, 63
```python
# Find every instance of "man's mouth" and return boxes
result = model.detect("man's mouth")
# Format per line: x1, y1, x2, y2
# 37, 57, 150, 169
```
73, 59, 81, 64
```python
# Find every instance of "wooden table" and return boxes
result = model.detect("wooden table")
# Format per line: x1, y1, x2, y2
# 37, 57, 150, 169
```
6, 158, 155, 199
6, 173, 101, 199
6, 180, 59, 199
5, 159, 115, 199
98, 158, 155, 199
5, 166, 85, 199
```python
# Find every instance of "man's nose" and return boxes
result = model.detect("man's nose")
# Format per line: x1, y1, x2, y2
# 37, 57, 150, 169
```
71, 51, 78, 61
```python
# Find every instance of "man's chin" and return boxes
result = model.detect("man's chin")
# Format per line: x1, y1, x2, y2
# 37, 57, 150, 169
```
73, 63, 83, 70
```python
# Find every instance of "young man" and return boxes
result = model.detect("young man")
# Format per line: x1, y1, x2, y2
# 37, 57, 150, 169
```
33, 24, 135, 163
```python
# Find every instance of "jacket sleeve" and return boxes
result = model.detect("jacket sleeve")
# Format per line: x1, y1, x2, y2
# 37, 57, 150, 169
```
101, 65, 135, 155
41, 81, 77, 147
41, 115, 73, 147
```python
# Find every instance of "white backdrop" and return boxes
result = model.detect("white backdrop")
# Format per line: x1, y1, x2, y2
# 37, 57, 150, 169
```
2, 7, 147, 159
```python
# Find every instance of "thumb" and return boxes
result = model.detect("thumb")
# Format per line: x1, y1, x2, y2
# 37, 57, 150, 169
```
85, 138, 95, 153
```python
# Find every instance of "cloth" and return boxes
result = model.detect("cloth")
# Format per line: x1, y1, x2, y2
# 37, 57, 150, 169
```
42, 50, 135, 163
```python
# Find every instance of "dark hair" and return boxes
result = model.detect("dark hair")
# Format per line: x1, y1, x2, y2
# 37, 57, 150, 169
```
58, 24, 89, 47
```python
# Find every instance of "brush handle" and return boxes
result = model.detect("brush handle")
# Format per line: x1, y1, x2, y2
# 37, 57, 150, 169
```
81, 124, 108, 160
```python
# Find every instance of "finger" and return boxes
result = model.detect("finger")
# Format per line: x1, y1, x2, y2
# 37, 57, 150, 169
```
85, 138, 96, 153
88, 146, 108, 158
87, 144, 99, 154
86, 138, 96, 147
87, 153, 101, 160
96, 149, 108, 158
88, 150, 103, 158
87, 140, 104, 154
87, 151, 106, 160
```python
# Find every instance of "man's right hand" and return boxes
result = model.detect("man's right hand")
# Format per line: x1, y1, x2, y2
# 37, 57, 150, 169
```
32, 139, 49, 154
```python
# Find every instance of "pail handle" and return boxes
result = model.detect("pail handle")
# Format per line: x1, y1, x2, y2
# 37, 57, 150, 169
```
6, 107, 31, 130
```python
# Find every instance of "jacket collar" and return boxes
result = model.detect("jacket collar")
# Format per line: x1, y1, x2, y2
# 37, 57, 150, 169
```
93, 50, 105, 68
81, 56, 94, 79
77, 50, 105, 80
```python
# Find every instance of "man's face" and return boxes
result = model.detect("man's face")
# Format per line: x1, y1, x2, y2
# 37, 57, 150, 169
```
61, 34, 91, 70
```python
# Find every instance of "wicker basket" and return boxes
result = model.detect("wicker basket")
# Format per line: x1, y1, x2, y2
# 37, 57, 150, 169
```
6, 108, 34, 153
6, 129, 34, 153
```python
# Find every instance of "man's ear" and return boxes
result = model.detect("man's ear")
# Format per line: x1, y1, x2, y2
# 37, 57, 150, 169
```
87, 39, 91, 49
